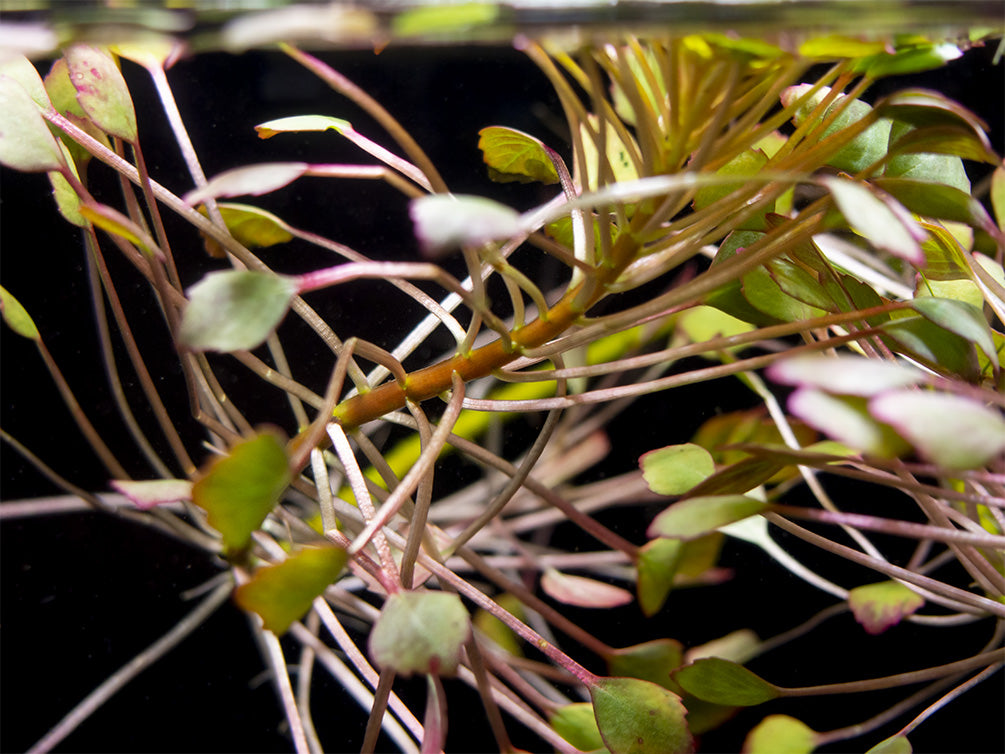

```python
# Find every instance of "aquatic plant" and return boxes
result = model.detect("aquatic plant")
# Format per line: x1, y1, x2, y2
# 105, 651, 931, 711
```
1, 8, 1003, 753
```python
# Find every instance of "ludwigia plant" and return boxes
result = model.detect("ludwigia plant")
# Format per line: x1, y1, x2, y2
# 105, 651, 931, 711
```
1, 11, 1003, 754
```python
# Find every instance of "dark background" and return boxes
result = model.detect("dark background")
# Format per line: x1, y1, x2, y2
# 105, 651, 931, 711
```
2, 40, 1003, 753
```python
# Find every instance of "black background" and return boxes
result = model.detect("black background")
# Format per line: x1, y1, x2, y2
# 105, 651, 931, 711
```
2, 39, 1003, 753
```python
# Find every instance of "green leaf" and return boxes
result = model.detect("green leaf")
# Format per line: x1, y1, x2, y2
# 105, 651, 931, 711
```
992, 167, 1005, 232
684, 457, 786, 498
478, 126, 559, 185
673, 657, 781, 706
0, 55, 50, 107
648, 495, 769, 541
235, 546, 347, 635
64, 45, 137, 142
910, 297, 997, 366
767, 354, 924, 397
0, 74, 64, 172
369, 591, 471, 676
869, 390, 1005, 470
49, 142, 88, 227
798, 35, 888, 59
855, 41, 962, 77
202, 203, 294, 250
848, 581, 925, 635
881, 315, 980, 381
640, 444, 716, 496
788, 389, 909, 458
184, 162, 311, 205
179, 270, 297, 352
676, 305, 755, 345
866, 735, 913, 754
780, 85, 891, 173
254, 114, 352, 139
636, 538, 683, 617
605, 639, 685, 691
743, 715, 817, 754
875, 89, 991, 146
410, 194, 522, 255
192, 431, 292, 553
550, 703, 608, 753
884, 121, 971, 193
743, 265, 827, 323
684, 629, 761, 666
392, 2, 499, 36
822, 177, 925, 265
875, 178, 992, 232
541, 568, 634, 608
590, 677, 693, 754
110, 478, 192, 510
693, 149, 771, 230
0, 286, 40, 340
886, 123, 999, 167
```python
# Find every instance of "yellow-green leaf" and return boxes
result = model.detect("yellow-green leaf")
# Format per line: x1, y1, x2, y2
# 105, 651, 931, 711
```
673, 657, 781, 706
640, 443, 716, 496
848, 581, 925, 635
478, 125, 559, 185
369, 591, 470, 677
743, 715, 818, 754
0, 286, 40, 340
65, 44, 137, 143
590, 677, 694, 754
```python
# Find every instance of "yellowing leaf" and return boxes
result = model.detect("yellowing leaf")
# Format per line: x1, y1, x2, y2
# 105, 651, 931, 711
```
848, 581, 925, 635
0, 286, 40, 341
478, 126, 559, 184
235, 546, 347, 634
743, 715, 817, 754
200, 203, 294, 252
192, 431, 291, 553
254, 114, 351, 139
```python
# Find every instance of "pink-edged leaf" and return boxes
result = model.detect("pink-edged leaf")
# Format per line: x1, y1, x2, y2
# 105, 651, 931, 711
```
742, 714, 818, 754
848, 581, 925, 635
590, 676, 694, 754
410, 194, 523, 256
64, 44, 137, 142
369, 590, 470, 677
767, 354, 924, 397
541, 568, 634, 608
788, 388, 909, 458
421, 674, 448, 754
110, 479, 193, 510
868, 390, 1005, 470
184, 162, 311, 205
822, 177, 925, 265
0, 74, 64, 172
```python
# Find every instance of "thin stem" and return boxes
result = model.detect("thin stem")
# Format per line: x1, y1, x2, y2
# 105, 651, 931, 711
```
361, 669, 397, 754
260, 628, 310, 754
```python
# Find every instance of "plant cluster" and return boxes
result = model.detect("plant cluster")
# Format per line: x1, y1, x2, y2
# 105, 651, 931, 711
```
1, 22, 1003, 754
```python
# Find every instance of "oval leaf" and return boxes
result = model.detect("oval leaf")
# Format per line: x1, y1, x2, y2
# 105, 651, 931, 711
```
636, 538, 683, 617
184, 162, 310, 205
179, 270, 297, 352
110, 478, 192, 510
868, 390, 1005, 470
478, 126, 560, 184
640, 443, 716, 496
65, 44, 137, 142
410, 194, 523, 256
201, 203, 294, 252
0, 74, 64, 172
789, 388, 909, 458
192, 431, 292, 553
848, 581, 925, 635
541, 568, 634, 609
590, 677, 694, 754
0, 286, 40, 340
866, 735, 913, 754
649, 495, 769, 541
822, 177, 925, 265
604, 639, 685, 691
369, 591, 470, 677
255, 114, 351, 139
743, 714, 817, 754
550, 703, 608, 753
910, 297, 997, 366
235, 545, 347, 635
768, 354, 924, 397
673, 657, 780, 706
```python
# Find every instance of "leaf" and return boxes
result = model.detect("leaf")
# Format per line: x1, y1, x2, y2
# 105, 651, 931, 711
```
822, 177, 925, 265
742, 265, 827, 323
881, 315, 980, 381
640, 444, 716, 496
886, 124, 999, 167
993, 166, 1005, 232
49, 142, 88, 227
604, 639, 685, 691
866, 735, 913, 754
797, 35, 887, 59
234, 545, 347, 635
110, 479, 193, 510
910, 297, 997, 366
0, 74, 65, 172
672, 658, 781, 706
875, 89, 991, 146
884, 121, 971, 193
254, 114, 352, 139
693, 149, 771, 230
590, 677, 694, 754
179, 270, 297, 352
184, 162, 311, 205
742, 715, 817, 754
200, 203, 294, 254
541, 568, 634, 608
676, 305, 755, 345
80, 202, 161, 257
64, 44, 137, 142
788, 389, 909, 458
369, 591, 471, 677
550, 703, 608, 753
636, 538, 682, 617
0, 55, 50, 107
855, 41, 962, 77
767, 354, 925, 397
875, 178, 992, 231
392, 2, 500, 36
684, 457, 786, 498
848, 581, 925, 635
684, 629, 761, 666
191, 431, 292, 553
0, 286, 40, 340
868, 390, 1005, 470
410, 194, 523, 255
478, 126, 559, 185
648, 495, 770, 541
473, 593, 523, 657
